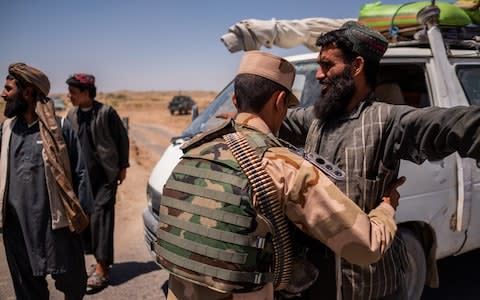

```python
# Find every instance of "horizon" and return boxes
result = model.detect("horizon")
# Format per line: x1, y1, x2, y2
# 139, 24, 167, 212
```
3, 0, 409, 94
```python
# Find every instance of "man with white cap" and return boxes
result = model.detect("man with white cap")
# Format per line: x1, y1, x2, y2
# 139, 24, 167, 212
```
1, 62, 92, 299
153, 50, 405, 300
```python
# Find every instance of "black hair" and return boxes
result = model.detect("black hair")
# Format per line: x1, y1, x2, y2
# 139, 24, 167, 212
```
316, 30, 380, 89
6, 74, 38, 99
6, 74, 24, 89
234, 74, 288, 113
67, 82, 96, 98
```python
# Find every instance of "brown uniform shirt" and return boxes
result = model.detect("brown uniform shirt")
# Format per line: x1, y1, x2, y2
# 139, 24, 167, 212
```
167, 113, 397, 300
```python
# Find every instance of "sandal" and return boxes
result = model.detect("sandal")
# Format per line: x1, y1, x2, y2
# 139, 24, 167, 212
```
86, 271, 109, 294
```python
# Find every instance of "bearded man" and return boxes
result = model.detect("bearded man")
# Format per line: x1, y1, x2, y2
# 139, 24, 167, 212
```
280, 21, 480, 300
156, 50, 407, 300
1, 63, 92, 300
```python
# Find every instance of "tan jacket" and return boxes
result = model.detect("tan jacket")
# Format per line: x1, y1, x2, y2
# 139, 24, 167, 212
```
167, 113, 397, 300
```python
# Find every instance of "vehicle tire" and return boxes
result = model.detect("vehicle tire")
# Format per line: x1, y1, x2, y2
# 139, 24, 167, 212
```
399, 227, 427, 300
170, 110, 174, 115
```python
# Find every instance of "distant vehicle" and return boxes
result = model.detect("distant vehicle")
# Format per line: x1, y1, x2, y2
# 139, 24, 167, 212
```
52, 97, 66, 111
168, 95, 196, 115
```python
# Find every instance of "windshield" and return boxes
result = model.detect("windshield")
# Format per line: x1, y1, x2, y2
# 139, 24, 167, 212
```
182, 59, 320, 137
456, 65, 480, 106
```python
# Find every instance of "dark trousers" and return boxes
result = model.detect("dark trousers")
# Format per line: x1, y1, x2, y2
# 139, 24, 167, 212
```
303, 255, 336, 299
3, 218, 87, 300
83, 181, 117, 266
276, 232, 337, 300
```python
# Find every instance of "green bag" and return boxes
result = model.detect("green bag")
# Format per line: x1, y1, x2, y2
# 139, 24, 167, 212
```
359, 1, 473, 33
455, 0, 480, 24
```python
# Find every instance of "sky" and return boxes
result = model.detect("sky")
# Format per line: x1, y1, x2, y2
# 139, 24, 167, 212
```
2, 0, 409, 94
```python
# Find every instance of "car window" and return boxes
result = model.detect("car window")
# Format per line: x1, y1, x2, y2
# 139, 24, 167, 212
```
456, 65, 480, 106
294, 61, 322, 107
376, 63, 430, 108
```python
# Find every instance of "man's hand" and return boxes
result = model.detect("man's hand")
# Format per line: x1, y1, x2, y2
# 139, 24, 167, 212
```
381, 176, 406, 210
117, 168, 127, 185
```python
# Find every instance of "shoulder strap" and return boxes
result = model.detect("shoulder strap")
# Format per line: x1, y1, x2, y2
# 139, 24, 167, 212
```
181, 120, 235, 153
223, 132, 293, 290
277, 138, 345, 181
36, 99, 89, 233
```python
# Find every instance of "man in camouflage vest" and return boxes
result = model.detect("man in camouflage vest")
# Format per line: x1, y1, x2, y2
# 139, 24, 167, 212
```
154, 50, 405, 300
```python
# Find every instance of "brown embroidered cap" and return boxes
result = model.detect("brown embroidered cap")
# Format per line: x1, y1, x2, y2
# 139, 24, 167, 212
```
237, 50, 299, 107
317, 21, 388, 63
8, 62, 50, 96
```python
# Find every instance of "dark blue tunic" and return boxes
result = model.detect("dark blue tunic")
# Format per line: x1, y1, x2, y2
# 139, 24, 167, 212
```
2, 117, 91, 276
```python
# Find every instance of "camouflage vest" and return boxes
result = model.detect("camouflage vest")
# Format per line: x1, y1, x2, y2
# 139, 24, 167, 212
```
154, 125, 278, 293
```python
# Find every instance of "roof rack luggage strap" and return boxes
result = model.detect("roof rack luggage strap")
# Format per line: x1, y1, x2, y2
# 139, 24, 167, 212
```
223, 132, 294, 290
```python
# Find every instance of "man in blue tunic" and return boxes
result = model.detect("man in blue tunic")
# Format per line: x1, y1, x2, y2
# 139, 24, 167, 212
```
0, 63, 92, 300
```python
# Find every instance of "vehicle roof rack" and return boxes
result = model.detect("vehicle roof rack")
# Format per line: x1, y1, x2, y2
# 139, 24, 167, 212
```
221, 17, 480, 53
389, 38, 480, 51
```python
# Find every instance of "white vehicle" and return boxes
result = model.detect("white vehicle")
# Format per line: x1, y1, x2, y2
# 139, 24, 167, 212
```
144, 11, 480, 300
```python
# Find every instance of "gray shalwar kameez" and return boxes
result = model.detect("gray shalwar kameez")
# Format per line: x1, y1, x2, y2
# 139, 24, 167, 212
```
1, 117, 89, 300
280, 97, 480, 300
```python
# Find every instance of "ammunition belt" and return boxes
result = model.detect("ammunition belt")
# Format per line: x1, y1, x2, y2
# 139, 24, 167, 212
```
223, 132, 294, 290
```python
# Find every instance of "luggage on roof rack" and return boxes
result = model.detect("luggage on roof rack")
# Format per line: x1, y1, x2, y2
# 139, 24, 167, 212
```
359, 1, 479, 41
219, 3, 480, 54
220, 18, 354, 53
455, 0, 480, 23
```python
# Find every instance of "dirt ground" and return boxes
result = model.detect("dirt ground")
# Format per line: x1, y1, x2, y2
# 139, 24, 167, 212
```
100, 91, 218, 299
105, 91, 215, 124
115, 91, 216, 164
55, 90, 218, 166
0, 91, 218, 300
69, 91, 218, 299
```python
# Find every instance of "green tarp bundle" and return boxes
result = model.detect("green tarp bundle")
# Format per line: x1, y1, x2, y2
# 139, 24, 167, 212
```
359, 1, 480, 35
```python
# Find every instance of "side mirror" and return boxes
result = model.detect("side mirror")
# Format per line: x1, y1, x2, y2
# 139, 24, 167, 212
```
191, 104, 199, 121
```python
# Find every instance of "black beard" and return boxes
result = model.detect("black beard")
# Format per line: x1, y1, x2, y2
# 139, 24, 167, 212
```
314, 67, 356, 121
4, 93, 28, 118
